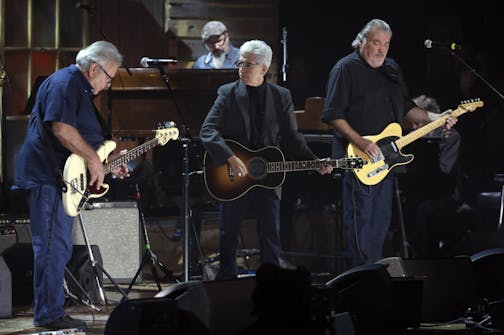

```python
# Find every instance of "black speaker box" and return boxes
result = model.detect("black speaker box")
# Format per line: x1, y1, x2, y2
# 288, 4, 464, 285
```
325, 263, 402, 335
0, 243, 33, 306
377, 256, 478, 322
65, 245, 103, 304
0, 256, 12, 318
0, 215, 31, 254
470, 248, 504, 302
155, 277, 257, 335
105, 297, 181, 335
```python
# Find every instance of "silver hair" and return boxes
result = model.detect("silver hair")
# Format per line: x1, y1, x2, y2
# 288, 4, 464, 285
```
351, 19, 392, 49
76, 40, 123, 71
239, 40, 272, 69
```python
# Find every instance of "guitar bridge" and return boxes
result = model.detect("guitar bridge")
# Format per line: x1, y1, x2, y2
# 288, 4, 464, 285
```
69, 178, 80, 194
228, 165, 235, 182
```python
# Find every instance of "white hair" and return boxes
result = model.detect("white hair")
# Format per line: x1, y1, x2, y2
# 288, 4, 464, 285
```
76, 40, 123, 70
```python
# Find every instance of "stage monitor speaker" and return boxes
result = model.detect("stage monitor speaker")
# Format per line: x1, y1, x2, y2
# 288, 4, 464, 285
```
0, 243, 33, 306
65, 245, 103, 303
325, 263, 400, 335
377, 256, 478, 323
0, 256, 12, 318
72, 201, 142, 284
104, 297, 182, 335
155, 277, 257, 335
470, 248, 504, 303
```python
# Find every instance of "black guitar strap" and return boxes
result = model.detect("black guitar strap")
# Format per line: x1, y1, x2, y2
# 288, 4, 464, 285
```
36, 111, 67, 193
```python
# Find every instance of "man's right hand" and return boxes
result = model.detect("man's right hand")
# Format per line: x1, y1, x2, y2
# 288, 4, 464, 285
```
87, 156, 105, 189
227, 154, 247, 177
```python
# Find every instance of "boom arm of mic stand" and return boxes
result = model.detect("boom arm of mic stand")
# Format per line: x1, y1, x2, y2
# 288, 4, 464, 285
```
450, 51, 504, 102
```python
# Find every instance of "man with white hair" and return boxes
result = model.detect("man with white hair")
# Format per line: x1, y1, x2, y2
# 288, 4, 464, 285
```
15, 41, 129, 331
200, 40, 332, 279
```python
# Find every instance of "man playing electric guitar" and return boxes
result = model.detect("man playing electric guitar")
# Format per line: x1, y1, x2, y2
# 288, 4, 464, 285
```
322, 19, 458, 269
14, 41, 128, 331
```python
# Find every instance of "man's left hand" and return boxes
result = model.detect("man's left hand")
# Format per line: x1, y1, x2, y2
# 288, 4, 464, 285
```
317, 158, 333, 175
110, 149, 130, 179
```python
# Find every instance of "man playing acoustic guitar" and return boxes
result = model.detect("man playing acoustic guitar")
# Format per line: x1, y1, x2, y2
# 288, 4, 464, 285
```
322, 19, 458, 269
200, 40, 333, 280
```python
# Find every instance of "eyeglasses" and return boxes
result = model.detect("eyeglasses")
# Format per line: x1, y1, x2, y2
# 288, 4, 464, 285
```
235, 61, 260, 69
96, 62, 113, 83
204, 34, 227, 48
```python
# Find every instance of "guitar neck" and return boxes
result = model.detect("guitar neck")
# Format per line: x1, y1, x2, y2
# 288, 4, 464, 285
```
267, 159, 342, 173
104, 137, 160, 175
396, 106, 467, 149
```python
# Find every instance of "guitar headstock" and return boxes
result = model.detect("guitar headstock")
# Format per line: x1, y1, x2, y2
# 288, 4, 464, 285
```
459, 98, 484, 112
341, 156, 366, 169
156, 121, 179, 145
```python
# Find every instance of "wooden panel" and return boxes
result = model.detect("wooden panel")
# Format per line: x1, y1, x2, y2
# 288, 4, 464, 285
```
169, 19, 277, 39
295, 97, 331, 132
104, 68, 238, 137
168, 4, 277, 20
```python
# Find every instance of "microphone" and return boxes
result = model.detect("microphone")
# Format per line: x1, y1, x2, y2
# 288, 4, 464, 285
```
140, 57, 178, 67
424, 39, 462, 51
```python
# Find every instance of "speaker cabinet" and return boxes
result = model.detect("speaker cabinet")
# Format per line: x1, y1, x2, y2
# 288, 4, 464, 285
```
470, 248, 504, 303
325, 264, 400, 335
155, 277, 257, 335
105, 297, 180, 335
72, 201, 142, 283
377, 256, 478, 322
1, 243, 33, 306
0, 256, 12, 318
0, 215, 31, 254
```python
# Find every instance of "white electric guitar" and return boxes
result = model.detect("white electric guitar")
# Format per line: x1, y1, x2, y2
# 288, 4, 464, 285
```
62, 121, 179, 217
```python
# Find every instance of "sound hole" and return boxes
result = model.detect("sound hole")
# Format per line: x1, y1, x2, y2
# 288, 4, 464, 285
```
247, 157, 268, 180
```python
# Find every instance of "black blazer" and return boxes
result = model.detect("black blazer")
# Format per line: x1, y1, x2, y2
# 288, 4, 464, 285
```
200, 79, 316, 166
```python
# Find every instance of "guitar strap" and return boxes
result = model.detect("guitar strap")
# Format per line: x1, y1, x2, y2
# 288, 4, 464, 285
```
36, 112, 67, 193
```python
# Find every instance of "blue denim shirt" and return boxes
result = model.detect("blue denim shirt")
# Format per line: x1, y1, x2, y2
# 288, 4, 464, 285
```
15, 64, 105, 189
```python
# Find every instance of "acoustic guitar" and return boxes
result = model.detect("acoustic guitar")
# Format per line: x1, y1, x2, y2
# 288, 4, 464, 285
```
203, 139, 364, 201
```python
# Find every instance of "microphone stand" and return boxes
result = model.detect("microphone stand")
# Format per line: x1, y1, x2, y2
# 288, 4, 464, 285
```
156, 64, 193, 282
449, 50, 504, 102
124, 183, 177, 298
281, 26, 288, 83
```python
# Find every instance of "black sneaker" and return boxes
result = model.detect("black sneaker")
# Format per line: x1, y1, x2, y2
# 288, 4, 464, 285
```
41, 314, 88, 331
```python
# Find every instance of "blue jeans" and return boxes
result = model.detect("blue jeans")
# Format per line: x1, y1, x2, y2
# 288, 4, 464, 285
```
217, 188, 281, 279
341, 171, 394, 267
29, 185, 74, 326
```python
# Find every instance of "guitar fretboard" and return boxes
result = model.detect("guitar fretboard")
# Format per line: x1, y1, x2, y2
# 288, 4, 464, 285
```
267, 158, 358, 172
104, 137, 160, 174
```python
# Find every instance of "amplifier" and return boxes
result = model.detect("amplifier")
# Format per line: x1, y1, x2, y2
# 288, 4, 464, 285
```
72, 201, 142, 284
0, 214, 31, 254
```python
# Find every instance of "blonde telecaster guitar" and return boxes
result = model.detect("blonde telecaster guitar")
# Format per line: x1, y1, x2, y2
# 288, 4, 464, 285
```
62, 121, 179, 216
347, 99, 484, 186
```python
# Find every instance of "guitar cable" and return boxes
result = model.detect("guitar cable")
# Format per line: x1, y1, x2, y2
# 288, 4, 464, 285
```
63, 179, 91, 212
350, 175, 369, 264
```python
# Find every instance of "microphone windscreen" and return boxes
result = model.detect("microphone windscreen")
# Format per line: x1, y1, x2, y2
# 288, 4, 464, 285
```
140, 57, 149, 68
